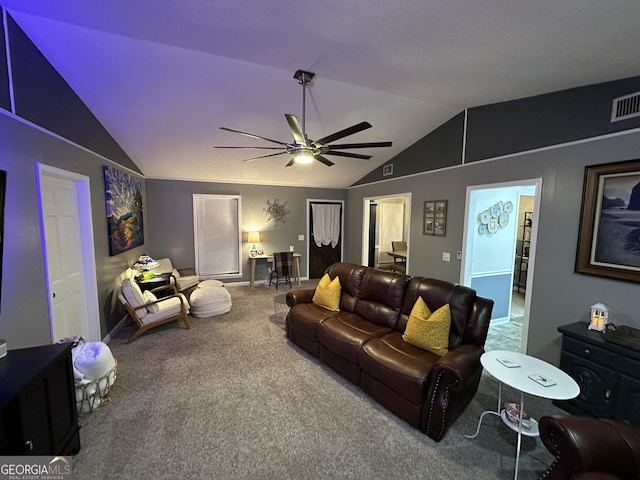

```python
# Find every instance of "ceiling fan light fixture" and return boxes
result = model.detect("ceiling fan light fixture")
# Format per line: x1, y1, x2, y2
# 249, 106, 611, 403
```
216, 69, 392, 167
294, 152, 314, 164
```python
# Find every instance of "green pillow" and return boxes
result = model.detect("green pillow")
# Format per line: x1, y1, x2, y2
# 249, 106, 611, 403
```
402, 297, 451, 356
312, 274, 341, 312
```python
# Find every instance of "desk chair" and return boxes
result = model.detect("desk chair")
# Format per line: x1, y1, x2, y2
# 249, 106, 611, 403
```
387, 241, 407, 274
269, 252, 293, 290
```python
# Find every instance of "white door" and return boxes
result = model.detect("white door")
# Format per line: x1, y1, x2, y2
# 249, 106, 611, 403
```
38, 165, 100, 342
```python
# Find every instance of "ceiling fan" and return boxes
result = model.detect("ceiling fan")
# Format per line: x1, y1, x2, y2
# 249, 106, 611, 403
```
214, 70, 392, 167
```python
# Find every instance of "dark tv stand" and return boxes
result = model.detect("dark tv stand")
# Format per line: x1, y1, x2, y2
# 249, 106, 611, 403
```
0, 343, 81, 455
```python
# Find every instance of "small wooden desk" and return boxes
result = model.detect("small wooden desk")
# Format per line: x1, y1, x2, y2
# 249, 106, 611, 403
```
249, 253, 301, 288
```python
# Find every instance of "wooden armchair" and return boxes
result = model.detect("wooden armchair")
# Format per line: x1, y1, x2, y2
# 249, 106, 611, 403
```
154, 257, 200, 294
118, 278, 191, 343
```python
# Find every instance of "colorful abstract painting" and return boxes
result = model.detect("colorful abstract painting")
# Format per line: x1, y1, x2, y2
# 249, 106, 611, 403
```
103, 165, 144, 256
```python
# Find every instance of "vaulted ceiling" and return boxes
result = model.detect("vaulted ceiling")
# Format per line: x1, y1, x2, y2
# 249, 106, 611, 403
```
4, 1, 640, 188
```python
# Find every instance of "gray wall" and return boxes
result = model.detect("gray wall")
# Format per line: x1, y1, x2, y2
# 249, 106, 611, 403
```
146, 179, 347, 284
346, 130, 640, 365
0, 113, 148, 347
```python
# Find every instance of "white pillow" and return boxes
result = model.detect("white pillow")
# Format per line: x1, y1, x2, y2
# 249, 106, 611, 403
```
121, 278, 147, 318
143, 290, 159, 313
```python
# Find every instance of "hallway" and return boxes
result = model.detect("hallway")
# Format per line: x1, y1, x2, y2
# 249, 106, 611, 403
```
484, 292, 525, 353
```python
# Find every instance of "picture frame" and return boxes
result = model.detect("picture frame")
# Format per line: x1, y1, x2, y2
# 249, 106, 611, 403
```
104, 165, 144, 256
424, 200, 447, 236
576, 159, 640, 283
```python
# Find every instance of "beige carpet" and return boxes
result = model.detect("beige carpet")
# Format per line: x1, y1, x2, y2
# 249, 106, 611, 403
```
72, 281, 563, 479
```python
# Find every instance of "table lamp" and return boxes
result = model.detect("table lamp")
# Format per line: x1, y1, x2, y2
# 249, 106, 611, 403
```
248, 231, 261, 257
589, 302, 608, 331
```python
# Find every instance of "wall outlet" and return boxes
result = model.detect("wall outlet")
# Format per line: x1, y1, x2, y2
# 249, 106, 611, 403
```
298, 234, 304, 241
442, 252, 450, 262
456, 251, 462, 260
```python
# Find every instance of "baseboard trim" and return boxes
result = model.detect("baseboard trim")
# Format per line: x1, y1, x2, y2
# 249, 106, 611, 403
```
103, 314, 129, 344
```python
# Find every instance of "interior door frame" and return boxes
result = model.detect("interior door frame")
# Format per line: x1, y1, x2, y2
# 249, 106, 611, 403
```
36, 163, 101, 342
361, 193, 412, 271
306, 199, 345, 279
460, 178, 543, 353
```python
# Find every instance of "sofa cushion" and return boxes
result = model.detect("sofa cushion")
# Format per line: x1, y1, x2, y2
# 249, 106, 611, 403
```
359, 331, 439, 404
353, 268, 410, 329
400, 277, 476, 350
403, 300, 451, 356
287, 302, 337, 339
312, 274, 341, 311
318, 313, 393, 364
324, 263, 367, 313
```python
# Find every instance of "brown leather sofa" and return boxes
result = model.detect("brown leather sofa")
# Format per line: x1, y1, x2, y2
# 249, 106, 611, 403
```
538, 415, 640, 480
285, 262, 494, 442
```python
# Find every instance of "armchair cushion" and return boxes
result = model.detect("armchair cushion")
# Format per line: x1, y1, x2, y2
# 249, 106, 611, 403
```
121, 278, 147, 318
140, 294, 189, 325
142, 290, 159, 313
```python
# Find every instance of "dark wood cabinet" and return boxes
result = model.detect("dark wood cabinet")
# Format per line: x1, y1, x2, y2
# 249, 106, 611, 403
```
0, 343, 80, 455
556, 322, 640, 425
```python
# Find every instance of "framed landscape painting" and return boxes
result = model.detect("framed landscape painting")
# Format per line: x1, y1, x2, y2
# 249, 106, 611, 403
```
576, 159, 640, 283
104, 166, 144, 256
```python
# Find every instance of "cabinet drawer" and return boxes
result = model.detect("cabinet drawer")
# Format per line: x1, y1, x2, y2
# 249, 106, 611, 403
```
562, 336, 619, 365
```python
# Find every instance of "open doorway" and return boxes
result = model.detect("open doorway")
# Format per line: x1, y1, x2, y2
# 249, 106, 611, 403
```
460, 179, 542, 353
361, 194, 411, 272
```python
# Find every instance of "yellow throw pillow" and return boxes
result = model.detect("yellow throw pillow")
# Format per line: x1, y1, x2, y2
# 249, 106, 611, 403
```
312, 274, 341, 312
402, 297, 451, 356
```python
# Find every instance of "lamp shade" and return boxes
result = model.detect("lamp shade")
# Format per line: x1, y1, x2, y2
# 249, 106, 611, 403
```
247, 231, 261, 243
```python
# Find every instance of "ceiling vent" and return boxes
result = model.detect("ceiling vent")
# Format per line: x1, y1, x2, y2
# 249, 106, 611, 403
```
382, 164, 393, 176
611, 92, 640, 122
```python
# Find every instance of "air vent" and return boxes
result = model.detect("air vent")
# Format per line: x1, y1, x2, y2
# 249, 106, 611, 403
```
382, 164, 393, 176
611, 92, 640, 122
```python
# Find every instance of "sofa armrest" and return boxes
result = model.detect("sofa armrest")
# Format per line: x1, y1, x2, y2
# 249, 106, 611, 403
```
423, 344, 484, 441
286, 289, 315, 307
539, 415, 640, 480
433, 344, 483, 389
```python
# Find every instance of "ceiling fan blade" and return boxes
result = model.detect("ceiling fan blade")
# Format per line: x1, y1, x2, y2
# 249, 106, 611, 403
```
241, 151, 288, 162
314, 155, 335, 167
325, 151, 371, 160
327, 141, 392, 149
285, 157, 296, 167
284, 114, 307, 145
314, 121, 372, 146
220, 127, 288, 146
214, 146, 285, 150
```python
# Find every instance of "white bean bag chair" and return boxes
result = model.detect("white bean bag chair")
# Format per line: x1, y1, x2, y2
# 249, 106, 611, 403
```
198, 279, 224, 289
190, 286, 232, 318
